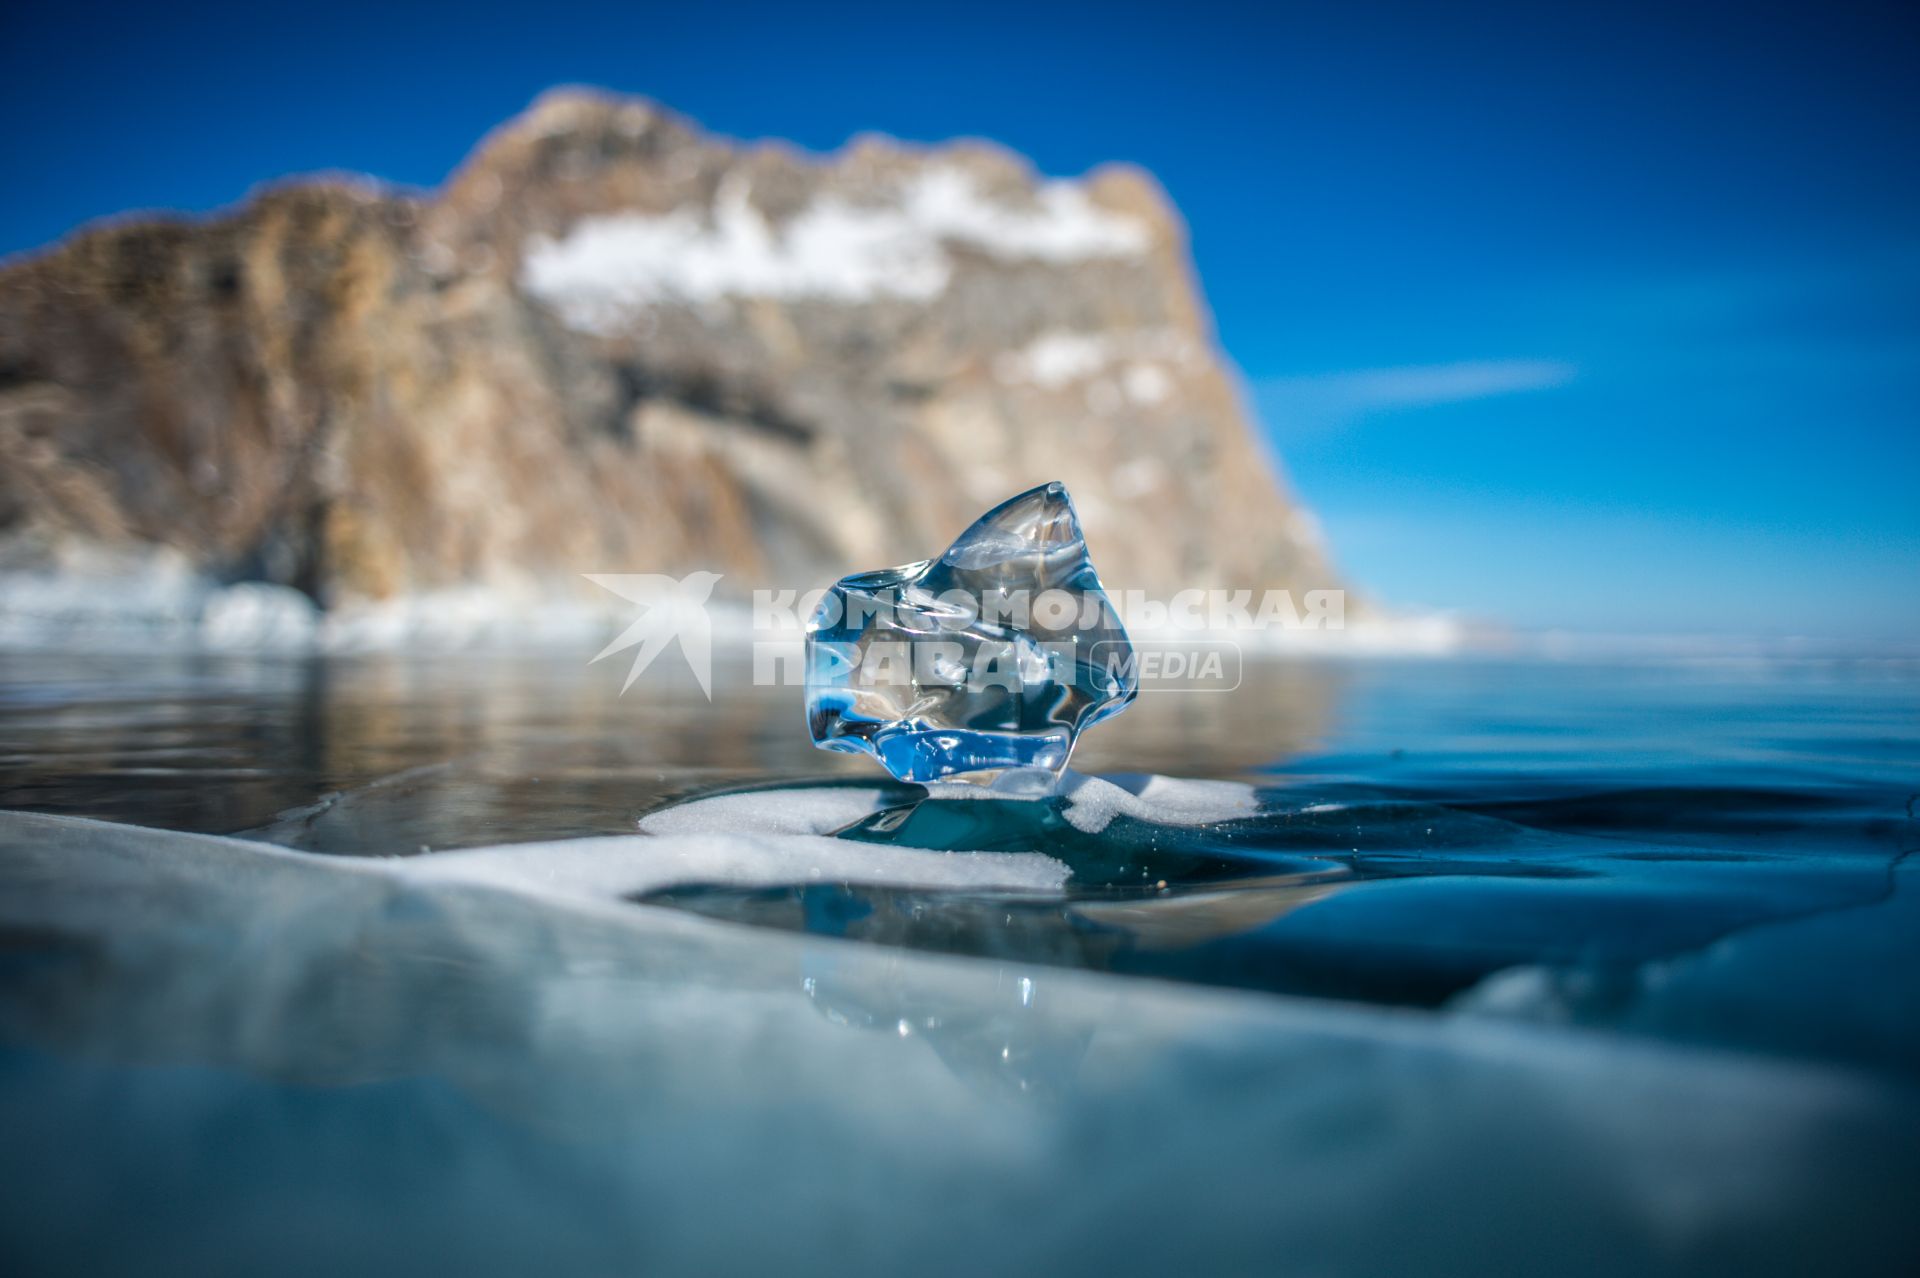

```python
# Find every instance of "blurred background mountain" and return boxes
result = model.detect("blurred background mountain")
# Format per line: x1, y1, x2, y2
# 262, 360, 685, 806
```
0, 90, 1331, 631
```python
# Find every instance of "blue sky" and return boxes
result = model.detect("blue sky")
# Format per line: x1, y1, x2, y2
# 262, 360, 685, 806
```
3, 0, 1915, 637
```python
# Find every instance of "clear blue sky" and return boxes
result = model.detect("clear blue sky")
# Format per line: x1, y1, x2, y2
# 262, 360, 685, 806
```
3, 0, 1915, 638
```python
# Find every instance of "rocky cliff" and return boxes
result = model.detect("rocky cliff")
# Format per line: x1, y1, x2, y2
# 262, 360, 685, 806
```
0, 89, 1333, 630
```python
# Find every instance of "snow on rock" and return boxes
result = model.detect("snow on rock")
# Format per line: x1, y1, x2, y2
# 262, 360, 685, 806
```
999, 331, 1115, 389
1122, 363, 1173, 404
521, 166, 1149, 327
992, 328, 1197, 390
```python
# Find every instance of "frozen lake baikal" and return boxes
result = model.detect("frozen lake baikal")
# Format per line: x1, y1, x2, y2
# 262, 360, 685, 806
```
1, 650, 1918, 1275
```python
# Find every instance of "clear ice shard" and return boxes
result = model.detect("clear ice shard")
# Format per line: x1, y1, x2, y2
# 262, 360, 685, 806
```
805, 481, 1137, 785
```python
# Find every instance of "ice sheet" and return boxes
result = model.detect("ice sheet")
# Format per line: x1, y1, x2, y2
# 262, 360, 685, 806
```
1, 807, 1915, 1276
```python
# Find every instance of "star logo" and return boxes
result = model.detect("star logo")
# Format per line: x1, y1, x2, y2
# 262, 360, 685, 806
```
584, 571, 724, 698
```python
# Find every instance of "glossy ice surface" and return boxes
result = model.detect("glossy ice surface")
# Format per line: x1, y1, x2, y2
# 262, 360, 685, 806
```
3, 651, 1919, 1276
805, 482, 1135, 784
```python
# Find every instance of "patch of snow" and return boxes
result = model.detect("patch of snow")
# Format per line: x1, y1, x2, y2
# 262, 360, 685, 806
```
637, 786, 889, 838
1057, 773, 1260, 835
905, 166, 1149, 262
316, 587, 618, 652
411, 831, 1070, 899
0, 548, 316, 653
1122, 363, 1173, 405
200, 583, 320, 650
1014, 332, 1115, 389
0, 547, 629, 655
521, 166, 1148, 329
992, 328, 1197, 390
0, 544, 202, 645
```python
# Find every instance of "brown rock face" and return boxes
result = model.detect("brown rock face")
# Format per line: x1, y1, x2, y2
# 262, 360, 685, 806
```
0, 89, 1334, 609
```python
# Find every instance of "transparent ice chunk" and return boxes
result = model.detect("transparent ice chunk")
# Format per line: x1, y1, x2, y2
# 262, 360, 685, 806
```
805, 482, 1137, 784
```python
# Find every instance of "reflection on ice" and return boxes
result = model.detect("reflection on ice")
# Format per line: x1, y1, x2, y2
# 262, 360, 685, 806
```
799, 948, 1095, 1100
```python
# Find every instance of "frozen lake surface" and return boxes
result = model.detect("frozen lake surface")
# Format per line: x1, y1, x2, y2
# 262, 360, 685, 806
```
1, 651, 1917, 1274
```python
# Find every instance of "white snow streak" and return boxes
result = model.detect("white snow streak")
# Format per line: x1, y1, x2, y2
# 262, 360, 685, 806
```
521, 167, 1149, 329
